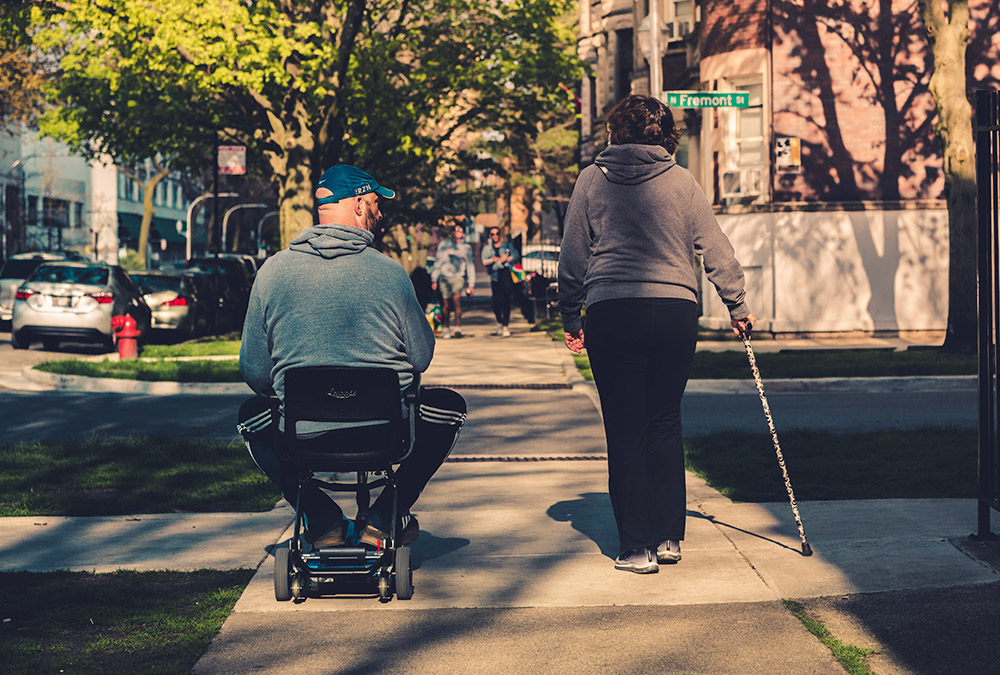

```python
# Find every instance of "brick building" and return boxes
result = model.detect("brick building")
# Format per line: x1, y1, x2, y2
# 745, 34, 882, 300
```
578, 0, 997, 334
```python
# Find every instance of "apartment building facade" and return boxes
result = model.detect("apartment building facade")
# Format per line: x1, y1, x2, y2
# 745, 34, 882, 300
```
578, 0, 996, 334
0, 128, 194, 266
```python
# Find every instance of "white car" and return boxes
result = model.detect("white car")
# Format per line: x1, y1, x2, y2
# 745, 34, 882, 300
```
0, 251, 83, 322
519, 245, 560, 279
11, 262, 151, 351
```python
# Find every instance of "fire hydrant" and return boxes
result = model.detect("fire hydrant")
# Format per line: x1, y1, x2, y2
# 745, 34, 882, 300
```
110, 314, 141, 360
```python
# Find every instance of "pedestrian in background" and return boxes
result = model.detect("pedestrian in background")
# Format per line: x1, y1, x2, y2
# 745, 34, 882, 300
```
431, 222, 476, 338
558, 94, 756, 574
481, 226, 519, 337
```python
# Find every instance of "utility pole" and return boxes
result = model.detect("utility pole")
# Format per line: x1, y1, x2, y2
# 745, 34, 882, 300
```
649, 0, 662, 100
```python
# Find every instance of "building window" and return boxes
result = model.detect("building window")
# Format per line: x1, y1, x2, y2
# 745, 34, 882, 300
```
73, 202, 84, 229
43, 197, 70, 229
736, 83, 764, 166
27, 195, 38, 225
720, 80, 766, 203
671, 0, 693, 21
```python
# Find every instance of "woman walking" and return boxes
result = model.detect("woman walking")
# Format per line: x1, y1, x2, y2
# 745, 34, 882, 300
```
558, 94, 755, 574
481, 227, 520, 336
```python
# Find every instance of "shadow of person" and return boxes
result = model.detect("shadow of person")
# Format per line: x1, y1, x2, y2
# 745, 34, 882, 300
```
547, 492, 620, 559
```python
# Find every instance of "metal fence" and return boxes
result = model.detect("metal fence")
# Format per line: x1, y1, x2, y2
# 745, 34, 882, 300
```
976, 89, 1000, 537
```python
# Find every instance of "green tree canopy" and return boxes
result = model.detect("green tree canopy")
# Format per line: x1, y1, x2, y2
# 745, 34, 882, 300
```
30, 0, 581, 253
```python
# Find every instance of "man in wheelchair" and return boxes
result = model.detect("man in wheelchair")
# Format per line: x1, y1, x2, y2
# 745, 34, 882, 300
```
239, 164, 467, 551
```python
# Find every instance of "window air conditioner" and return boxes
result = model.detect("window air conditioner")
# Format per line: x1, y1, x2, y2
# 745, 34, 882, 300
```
721, 167, 765, 200
665, 20, 692, 41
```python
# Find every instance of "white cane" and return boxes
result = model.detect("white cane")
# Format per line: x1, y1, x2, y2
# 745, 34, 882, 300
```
741, 332, 813, 556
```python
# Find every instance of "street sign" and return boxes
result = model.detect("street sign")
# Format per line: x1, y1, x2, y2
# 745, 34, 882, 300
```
218, 145, 246, 175
666, 91, 750, 109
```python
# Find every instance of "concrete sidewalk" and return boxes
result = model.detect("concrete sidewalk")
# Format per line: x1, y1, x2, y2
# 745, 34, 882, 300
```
2, 300, 997, 673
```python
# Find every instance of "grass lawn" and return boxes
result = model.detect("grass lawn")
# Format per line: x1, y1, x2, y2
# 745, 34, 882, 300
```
690, 348, 976, 379
532, 318, 975, 379
141, 338, 241, 358
685, 426, 977, 502
0, 437, 279, 516
35, 357, 243, 383
0, 569, 254, 675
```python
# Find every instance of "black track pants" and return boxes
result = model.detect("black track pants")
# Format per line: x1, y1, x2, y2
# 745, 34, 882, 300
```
490, 273, 514, 326
243, 388, 466, 538
585, 298, 698, 552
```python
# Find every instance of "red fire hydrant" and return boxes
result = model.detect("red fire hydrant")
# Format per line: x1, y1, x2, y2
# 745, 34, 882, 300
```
110, 314, 141, 360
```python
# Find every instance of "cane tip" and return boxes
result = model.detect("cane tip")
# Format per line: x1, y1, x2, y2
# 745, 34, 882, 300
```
802, 542, 813, 556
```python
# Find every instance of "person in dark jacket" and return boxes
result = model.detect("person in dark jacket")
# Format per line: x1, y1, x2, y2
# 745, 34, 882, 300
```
559, 94, 756, 574
481, 227, 520, 337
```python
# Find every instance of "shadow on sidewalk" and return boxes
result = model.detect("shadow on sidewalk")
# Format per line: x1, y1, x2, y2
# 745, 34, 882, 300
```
547, 492, 800, 557
687, 510, 802, 554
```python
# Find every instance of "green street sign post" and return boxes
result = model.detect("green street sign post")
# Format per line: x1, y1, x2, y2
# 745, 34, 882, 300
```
665, 91, 749, 108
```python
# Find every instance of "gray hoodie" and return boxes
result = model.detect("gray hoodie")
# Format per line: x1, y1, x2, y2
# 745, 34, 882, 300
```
558, 144, 750, 333
240, 224, 435, 416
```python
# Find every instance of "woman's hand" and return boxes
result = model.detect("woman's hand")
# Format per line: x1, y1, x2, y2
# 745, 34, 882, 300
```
564, 329, 585, 354
731, 312, 757, 337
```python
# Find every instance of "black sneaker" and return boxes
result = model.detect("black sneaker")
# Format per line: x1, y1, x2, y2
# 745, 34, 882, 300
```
614, 548, 658, 574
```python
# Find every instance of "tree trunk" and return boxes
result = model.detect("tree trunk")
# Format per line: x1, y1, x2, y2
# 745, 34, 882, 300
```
264, 120, 316, 249
919, 0, 975, 353
136, 166, 170, 270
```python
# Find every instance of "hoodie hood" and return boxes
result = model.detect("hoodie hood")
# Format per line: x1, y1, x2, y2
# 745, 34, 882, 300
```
290, 223, 374, 259
594, 144, 676, 185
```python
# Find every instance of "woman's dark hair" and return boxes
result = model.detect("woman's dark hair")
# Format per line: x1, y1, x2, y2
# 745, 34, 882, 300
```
606, 94, 683, 154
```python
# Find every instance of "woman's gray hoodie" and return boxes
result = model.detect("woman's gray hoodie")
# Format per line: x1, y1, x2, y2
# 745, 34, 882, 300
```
240, 223, 434, 412
558, 144, 750, 333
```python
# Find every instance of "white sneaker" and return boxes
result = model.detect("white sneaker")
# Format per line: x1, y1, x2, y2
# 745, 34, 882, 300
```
501, 325, 510, 337
453, 328, 463, 338
442, 327, 453, 339
656, 540, 682, 563
614, 548, 658, 574
494, 324, 503, 336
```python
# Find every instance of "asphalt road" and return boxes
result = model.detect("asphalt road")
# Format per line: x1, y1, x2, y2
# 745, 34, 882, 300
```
0, 387, 977, 446
0, 324, 977, 444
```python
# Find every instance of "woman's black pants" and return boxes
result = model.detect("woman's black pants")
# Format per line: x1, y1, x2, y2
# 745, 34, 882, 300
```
585, 298, 699, 553
490, 273, 514, 326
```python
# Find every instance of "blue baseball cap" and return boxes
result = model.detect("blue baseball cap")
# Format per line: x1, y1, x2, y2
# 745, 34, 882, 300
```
315, 164, 396, 205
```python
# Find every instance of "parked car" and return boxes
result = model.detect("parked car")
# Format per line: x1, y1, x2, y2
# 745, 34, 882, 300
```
520, 245, 560, 278
0, 251, 85, 322
185, 256, 252, 321
217, 253, 259, 283
130, 271, 209, 340
11, 261, 151, 351
183, 266, 244, 333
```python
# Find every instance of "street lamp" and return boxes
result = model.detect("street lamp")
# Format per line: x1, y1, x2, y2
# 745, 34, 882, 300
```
184, 191, 238, 260
255, 210, 279, 257
637, 4, 666, 100
221, 202, 269, 251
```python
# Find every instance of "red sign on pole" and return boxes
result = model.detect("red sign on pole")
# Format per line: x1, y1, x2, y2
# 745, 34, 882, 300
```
218, 146, 246, 175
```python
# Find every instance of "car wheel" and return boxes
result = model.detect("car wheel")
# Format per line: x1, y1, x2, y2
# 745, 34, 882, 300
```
11, 331, 29, 350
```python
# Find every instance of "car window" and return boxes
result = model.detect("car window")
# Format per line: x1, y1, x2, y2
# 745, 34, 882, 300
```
0, 259, 48, 279
30, 265, 109, 286
134, 275, 182, 294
